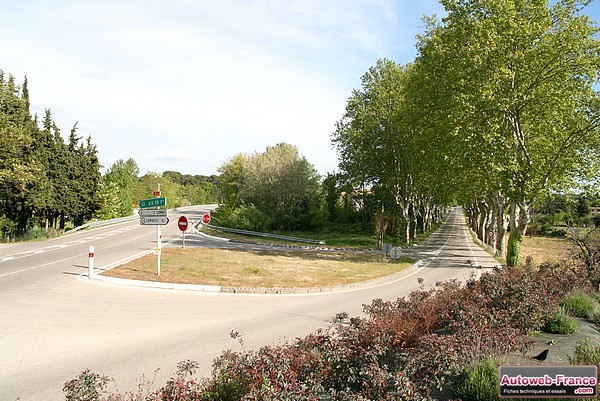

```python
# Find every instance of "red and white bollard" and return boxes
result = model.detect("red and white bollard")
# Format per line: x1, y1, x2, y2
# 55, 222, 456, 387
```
88, 245, 95, 278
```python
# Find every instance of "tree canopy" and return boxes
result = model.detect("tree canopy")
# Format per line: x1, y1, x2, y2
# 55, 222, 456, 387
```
0, 72, 101, 238
332, 0, 599, 264
216, 143, 321, 231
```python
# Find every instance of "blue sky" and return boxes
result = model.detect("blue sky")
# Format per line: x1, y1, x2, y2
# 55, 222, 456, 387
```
1, 0, 598, 177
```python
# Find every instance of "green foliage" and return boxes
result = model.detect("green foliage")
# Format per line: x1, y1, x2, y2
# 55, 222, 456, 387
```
137, 173, 178, 208
218, 204, 271, 232
451, 358, 501, 401
0, 72, 102, 239
506, 231, 523, 268
570, 338, 600, 366
95, 180, 122, 220
216, 143, 321, 231
102, 158, 139, 217
563, 290, 597, 318
413, 0, 600, 265
63, 369, 108, 401
543, 311, 580, 334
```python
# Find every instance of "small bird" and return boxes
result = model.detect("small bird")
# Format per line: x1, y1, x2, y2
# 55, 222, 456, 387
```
531, 349, 550, 361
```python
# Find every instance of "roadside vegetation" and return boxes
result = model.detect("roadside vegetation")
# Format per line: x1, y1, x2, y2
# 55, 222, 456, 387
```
68, 262, 599, 400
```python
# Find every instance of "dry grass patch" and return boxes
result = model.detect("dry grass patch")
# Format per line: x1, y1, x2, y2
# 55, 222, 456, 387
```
103, 247, 413, 288
520, 236, 576, 266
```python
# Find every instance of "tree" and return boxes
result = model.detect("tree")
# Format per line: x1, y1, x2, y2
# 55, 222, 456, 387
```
1, 72, 104, 237
137, 172, 180, 208
162, 171, 218, 205
575, 196, 591, 218
103, 158, 140, 217
216, 144, 321, 231
333, 60, 413, 241
415, 0, 600, 265
0, 72, 38, 239
243, 143, 321, 230
217, 153, 247, 206
332, 59, 450, 242
95, 179, 121, 220
567, 225, 600, 287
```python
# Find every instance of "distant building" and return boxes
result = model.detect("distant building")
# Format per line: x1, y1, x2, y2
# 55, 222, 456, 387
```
590, 206, 600, 215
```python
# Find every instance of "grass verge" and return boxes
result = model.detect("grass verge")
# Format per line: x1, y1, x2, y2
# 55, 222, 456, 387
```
103, 248, 415, 288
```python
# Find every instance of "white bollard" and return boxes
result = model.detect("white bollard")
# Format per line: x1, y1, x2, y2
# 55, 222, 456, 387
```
88, 245, 95, 278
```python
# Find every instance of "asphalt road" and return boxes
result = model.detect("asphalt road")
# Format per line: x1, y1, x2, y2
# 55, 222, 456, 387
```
0, 206, 498, 400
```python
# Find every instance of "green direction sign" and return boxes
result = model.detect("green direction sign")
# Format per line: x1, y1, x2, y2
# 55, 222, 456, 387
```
139, 197, 166, 209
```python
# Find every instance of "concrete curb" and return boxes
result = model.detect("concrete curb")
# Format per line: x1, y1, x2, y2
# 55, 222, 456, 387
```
88, 274, 223, 292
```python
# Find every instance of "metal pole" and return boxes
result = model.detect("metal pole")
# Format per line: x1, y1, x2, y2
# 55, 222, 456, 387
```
157, 227, 161, 275
156, 185, 161, 275
88, 245, 94, 277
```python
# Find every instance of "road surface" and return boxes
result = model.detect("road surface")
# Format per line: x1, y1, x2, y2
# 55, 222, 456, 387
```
0, 207, 498, 400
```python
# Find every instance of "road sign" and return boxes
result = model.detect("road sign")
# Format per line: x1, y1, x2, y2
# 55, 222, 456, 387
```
390, 246, 402, 261
201, 213, 211, 224
178, 215, 189, 232
139, 209, 168, 217
140, 216, 169, 225
139, 197, 166, 209
488, 231, 495, 239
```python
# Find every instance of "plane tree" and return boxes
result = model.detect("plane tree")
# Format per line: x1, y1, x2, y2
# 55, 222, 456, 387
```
333, 59, 415, 242
414, 0, 600, 265
332, 59, 450, 243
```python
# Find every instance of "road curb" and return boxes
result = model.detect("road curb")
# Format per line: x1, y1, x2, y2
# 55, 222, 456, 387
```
87, 274, 223, 292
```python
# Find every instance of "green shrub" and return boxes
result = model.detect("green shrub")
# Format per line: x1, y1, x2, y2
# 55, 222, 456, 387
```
543, 311, 579, 334
63, 369, 108, 401
451, 357, 501, 401
570, 338, 600, 366
591, 310, 600, 325
563, 291, 597, 318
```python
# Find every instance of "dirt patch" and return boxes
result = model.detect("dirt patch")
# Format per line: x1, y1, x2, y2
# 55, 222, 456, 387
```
521, 236, 577, 266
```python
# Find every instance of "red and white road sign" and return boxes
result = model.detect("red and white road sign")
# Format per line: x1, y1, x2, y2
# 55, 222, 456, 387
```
178, 215, 189, 231
201, 213, 211, 224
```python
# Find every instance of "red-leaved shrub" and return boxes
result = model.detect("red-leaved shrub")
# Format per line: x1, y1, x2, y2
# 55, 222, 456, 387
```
66, 265, 592, 400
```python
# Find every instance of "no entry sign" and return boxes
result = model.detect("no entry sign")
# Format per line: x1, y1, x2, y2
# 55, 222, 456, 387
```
201, 213, 211, 224
178, 215, 189, 232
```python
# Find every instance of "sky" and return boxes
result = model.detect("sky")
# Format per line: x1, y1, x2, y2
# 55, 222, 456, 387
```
1, 0, 598, 177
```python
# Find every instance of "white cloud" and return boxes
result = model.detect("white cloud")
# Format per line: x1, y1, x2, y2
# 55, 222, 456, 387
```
0, 0, 460, 176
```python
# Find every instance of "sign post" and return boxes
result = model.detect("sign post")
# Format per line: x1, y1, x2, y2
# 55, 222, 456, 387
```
178, 215, 189, 248
390, 246, 402, 262
157, 224, 161, 275
138, 187, 167, 275
88, 245, 94, 277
